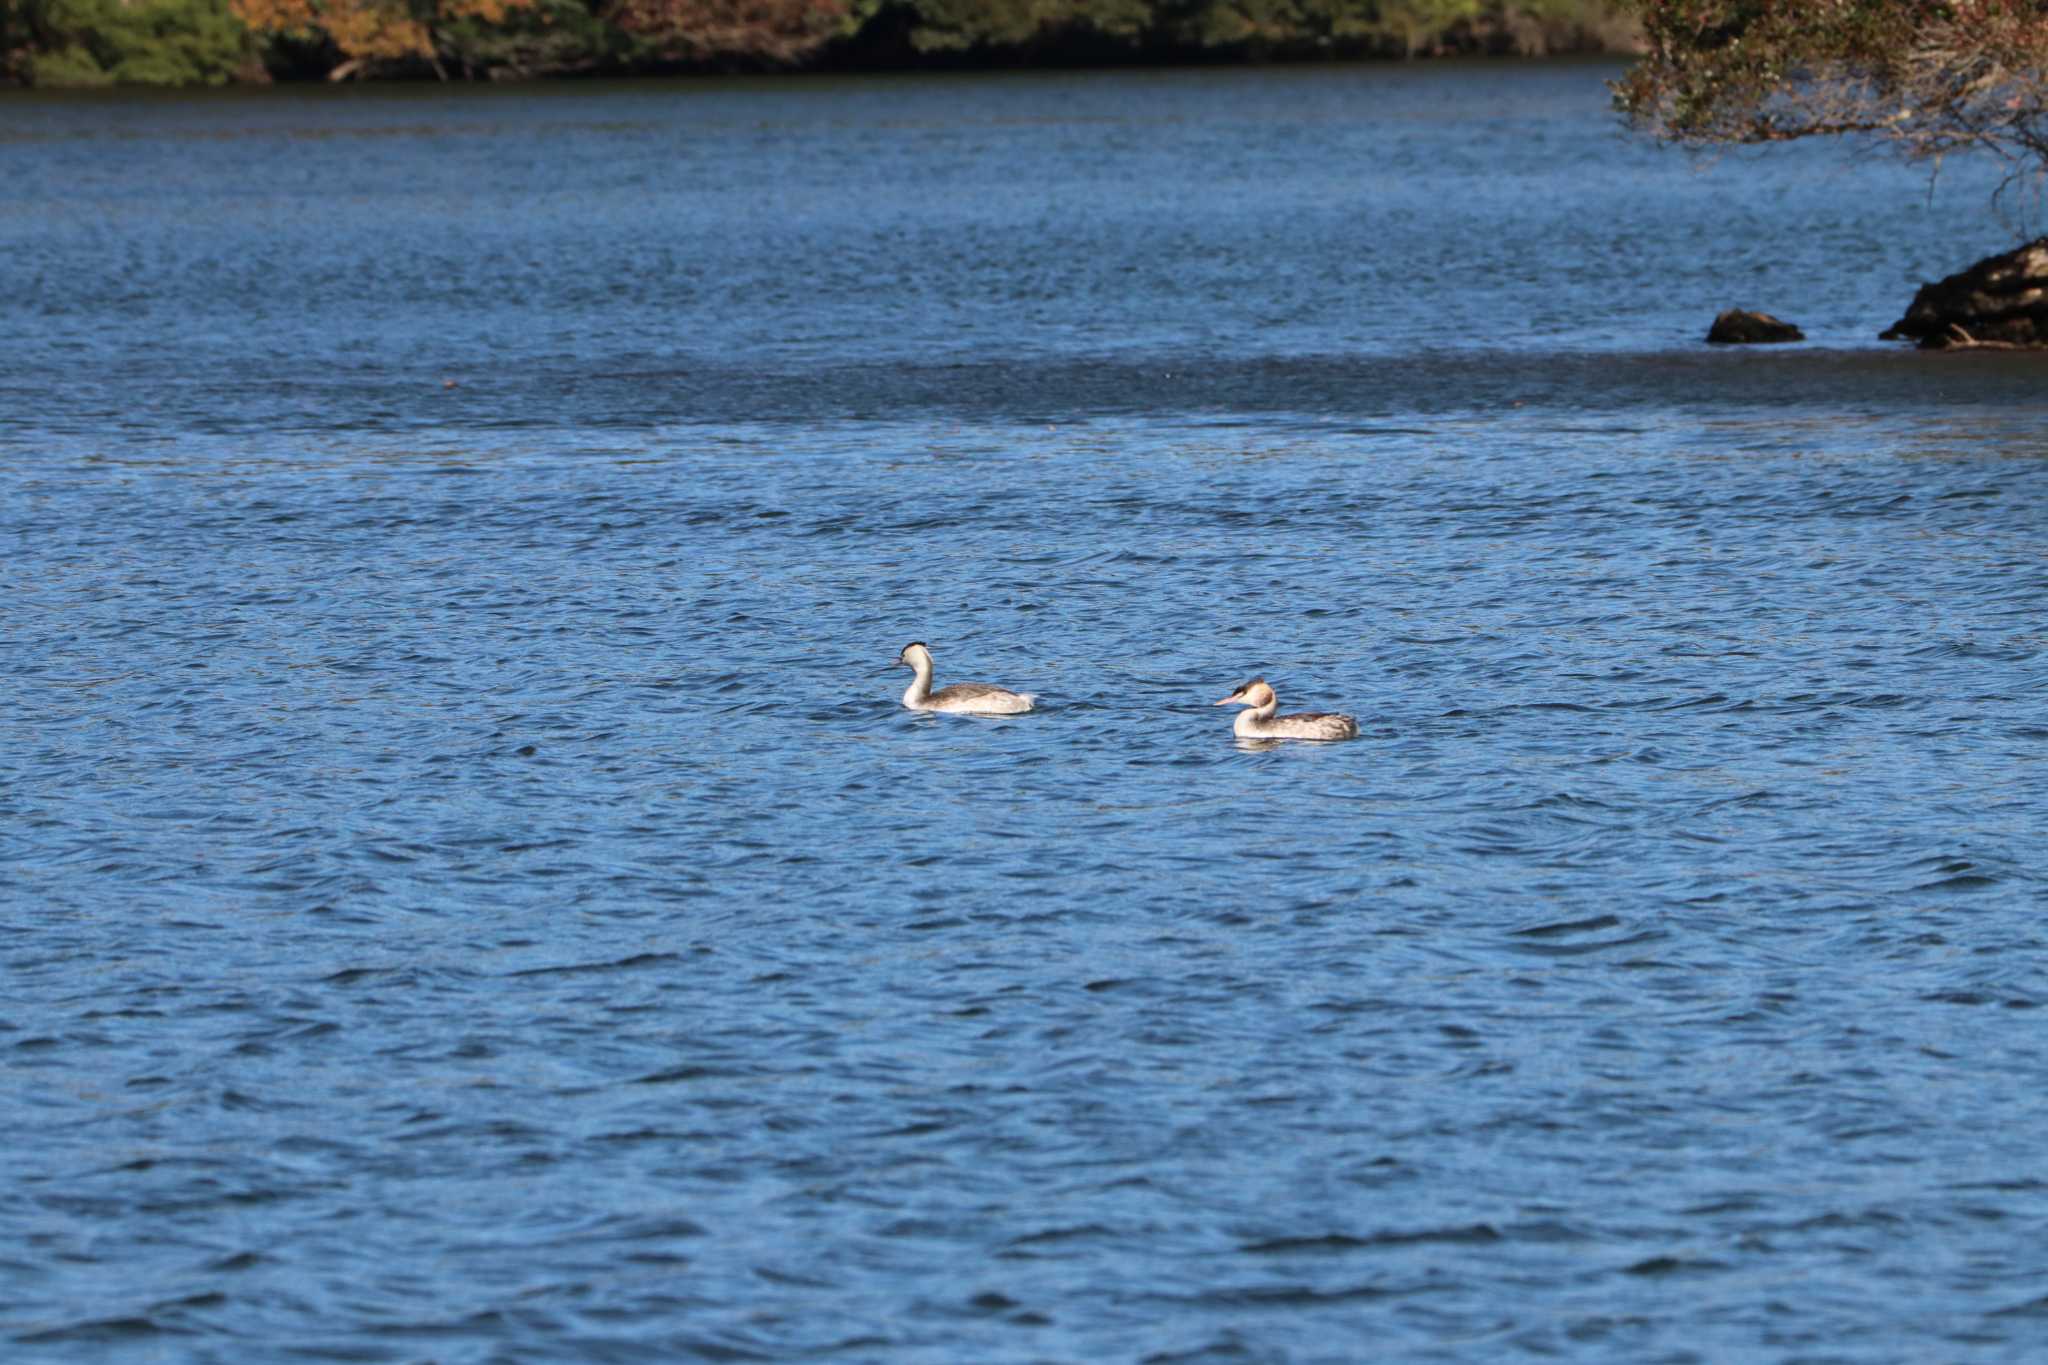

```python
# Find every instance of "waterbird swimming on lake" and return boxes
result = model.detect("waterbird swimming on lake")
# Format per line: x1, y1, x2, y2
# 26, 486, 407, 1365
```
893, 641, 1035, 715
1213, 677, 1357, 741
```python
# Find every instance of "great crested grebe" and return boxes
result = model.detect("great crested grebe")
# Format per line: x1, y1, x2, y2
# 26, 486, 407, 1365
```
1214, 677, 1357, 741
893, 642, 1035, 715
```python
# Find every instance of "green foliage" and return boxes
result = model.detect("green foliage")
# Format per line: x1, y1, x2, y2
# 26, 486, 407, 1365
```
604, 0, 881, 66
895, 0, 1620, 59
1370, 1, 1484, 51
896, 0, 1150, 53
435, 0, 632, 76
6, 0, 254, 84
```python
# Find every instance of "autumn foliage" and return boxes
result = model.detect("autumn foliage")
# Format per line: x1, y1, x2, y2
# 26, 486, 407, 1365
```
220, 0, 860, 72
229, 0, 534, 73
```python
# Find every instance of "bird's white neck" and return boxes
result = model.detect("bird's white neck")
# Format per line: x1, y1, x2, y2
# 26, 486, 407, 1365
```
901, 655, 934, 708
1234, 700, 1278, 736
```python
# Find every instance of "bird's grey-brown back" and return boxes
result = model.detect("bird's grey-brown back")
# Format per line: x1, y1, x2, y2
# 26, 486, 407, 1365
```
929, 681, 1022, 705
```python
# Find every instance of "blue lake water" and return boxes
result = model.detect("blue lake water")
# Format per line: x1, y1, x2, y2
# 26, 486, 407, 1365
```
3, 62, 2047, 1362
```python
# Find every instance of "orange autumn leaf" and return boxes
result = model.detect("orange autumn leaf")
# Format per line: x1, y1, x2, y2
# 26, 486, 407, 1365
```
229, 0, 536, 63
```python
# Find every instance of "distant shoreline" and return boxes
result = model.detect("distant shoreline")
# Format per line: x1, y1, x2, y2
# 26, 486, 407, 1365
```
4, 0, 1639, 90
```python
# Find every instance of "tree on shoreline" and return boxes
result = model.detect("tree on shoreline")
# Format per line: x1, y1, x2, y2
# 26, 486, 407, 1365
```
607, 0, 872, 65
1613, 0, 2048, 199
1617, 2, 2048, 345
230, 0, 537, 78
2, 0, 256, 83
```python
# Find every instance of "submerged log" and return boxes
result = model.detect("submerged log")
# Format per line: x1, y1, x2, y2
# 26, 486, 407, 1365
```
1882, 239, 2048, 349
1706, 309, 1804, 344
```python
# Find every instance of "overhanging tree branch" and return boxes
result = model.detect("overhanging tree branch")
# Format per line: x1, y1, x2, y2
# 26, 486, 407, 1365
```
1613, 0, 2048, 178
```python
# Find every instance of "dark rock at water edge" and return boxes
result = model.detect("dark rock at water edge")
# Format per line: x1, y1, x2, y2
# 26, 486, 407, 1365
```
1882, 238, 2048, 349
1706, 310, 1804, 345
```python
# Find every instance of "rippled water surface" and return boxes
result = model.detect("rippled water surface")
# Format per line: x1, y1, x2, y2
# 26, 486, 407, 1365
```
4, 65, 2048, 1363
